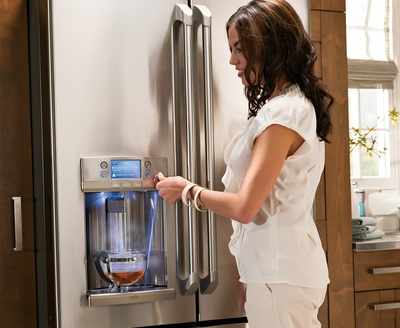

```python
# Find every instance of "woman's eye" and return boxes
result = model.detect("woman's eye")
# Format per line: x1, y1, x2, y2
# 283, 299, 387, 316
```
235, 48, 242, 54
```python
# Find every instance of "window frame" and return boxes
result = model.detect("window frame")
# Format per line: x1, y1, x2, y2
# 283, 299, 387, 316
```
347, 0, 399, 191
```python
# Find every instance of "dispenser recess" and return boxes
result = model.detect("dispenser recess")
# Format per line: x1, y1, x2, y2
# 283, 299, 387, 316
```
81, 156, 175, 306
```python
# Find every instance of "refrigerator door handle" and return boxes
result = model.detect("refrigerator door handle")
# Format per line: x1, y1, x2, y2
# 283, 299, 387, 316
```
12, 196, 23, 251
193, 5, 218, 294
171, 3, 199, 295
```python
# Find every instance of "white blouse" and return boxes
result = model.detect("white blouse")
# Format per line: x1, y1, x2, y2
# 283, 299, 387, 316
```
222, 85, 330, 288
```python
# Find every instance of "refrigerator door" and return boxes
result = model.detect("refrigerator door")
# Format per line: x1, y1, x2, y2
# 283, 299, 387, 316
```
50, 1, 197, 327
192, 0, 249, 322
193, 0, 310, 322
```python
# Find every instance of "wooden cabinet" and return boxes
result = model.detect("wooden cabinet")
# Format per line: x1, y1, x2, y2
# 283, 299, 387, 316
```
355, 289, 400, 328
0, 1, 37, 327
309, 0, 355, 326
310, 6, 354, 328
354, 250, 400, 292
354, 250, 400, 327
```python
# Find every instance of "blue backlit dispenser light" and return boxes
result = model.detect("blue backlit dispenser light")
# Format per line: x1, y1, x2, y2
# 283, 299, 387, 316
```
80, 156, 174, 306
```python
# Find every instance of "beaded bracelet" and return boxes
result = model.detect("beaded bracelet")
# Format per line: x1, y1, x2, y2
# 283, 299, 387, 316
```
181, 182, 197, 206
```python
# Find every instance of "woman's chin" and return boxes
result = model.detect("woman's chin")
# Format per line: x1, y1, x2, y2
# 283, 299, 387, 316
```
241, 77, 249, 86
237, 73, 248, 86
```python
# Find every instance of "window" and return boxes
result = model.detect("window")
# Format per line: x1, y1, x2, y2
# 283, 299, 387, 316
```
346, 0, 399, 190
346, 0, 392, 61
349, 88, 391, 179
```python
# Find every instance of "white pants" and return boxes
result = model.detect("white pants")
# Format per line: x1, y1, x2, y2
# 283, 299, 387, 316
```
244, 283, 327, 328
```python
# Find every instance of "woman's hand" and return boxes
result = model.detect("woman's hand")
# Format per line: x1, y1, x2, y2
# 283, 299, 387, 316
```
155, 172, 190, 203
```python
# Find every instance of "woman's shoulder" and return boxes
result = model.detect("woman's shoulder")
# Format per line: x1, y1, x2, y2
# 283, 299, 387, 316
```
263, 85, 314, 116
251, 85, 317, 141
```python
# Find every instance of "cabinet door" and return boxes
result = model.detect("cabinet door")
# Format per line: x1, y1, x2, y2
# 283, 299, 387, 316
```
0, 1, 37, 327
355, 290, 400, 328
354, 250, 400, 292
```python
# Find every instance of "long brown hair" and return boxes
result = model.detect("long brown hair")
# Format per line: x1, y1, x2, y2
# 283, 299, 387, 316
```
226, 0, 333, 142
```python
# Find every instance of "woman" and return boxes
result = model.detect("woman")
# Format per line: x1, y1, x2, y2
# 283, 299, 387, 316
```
156, 0, 332, 327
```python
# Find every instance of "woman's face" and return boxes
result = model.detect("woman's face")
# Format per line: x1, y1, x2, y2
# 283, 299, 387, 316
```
228, 25, 248, 86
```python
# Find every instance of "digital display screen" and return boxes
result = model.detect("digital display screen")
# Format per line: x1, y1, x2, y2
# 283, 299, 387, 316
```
111, 160, 141, 179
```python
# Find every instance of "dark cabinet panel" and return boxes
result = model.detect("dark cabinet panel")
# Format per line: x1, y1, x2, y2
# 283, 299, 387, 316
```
0, 252, 37, 327
0, 0, 37, 327
0, 0, 34, 197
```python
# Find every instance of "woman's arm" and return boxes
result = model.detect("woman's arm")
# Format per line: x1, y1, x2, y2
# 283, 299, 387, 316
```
156, 124, 303, 224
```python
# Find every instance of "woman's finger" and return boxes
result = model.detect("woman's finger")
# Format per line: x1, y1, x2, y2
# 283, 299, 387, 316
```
158, 191, 180, 204
153, 172, 166, 186
158, 188, 180, 197
157, 172, 166, 180
156, 176, 185, 189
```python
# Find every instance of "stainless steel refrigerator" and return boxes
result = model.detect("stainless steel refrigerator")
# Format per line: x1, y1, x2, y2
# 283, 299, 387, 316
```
48, 1, 309, 327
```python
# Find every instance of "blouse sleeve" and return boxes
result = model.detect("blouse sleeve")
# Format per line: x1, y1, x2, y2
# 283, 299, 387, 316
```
249, 95, 317, 145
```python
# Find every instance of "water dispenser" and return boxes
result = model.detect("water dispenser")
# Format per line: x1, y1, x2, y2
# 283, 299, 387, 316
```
81, 156, 174, 306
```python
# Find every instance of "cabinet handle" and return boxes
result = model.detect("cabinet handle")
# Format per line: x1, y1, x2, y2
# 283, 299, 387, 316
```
369, 266, 400, 275
12, 196, 23, 251
370, 302, 400, 311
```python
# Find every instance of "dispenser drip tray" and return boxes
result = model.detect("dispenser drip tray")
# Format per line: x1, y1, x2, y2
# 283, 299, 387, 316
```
87, 287, 175, 307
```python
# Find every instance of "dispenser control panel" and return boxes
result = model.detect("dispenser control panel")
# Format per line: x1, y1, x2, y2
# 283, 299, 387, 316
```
81, 156, 167, 191
110, 159, 141, 179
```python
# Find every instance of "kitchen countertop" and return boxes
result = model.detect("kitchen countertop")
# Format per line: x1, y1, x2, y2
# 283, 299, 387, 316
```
353, 232, 400, 252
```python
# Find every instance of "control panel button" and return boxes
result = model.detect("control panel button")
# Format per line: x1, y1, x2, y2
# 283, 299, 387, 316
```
100, 170, 109, 178
100, 161, 108, 169
144, 168, 153, 178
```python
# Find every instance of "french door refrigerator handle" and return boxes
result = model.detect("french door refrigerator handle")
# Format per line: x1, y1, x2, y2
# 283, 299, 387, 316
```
193, 5, 218, 294
12, 196, 23, 251
171, 3, 199, 295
